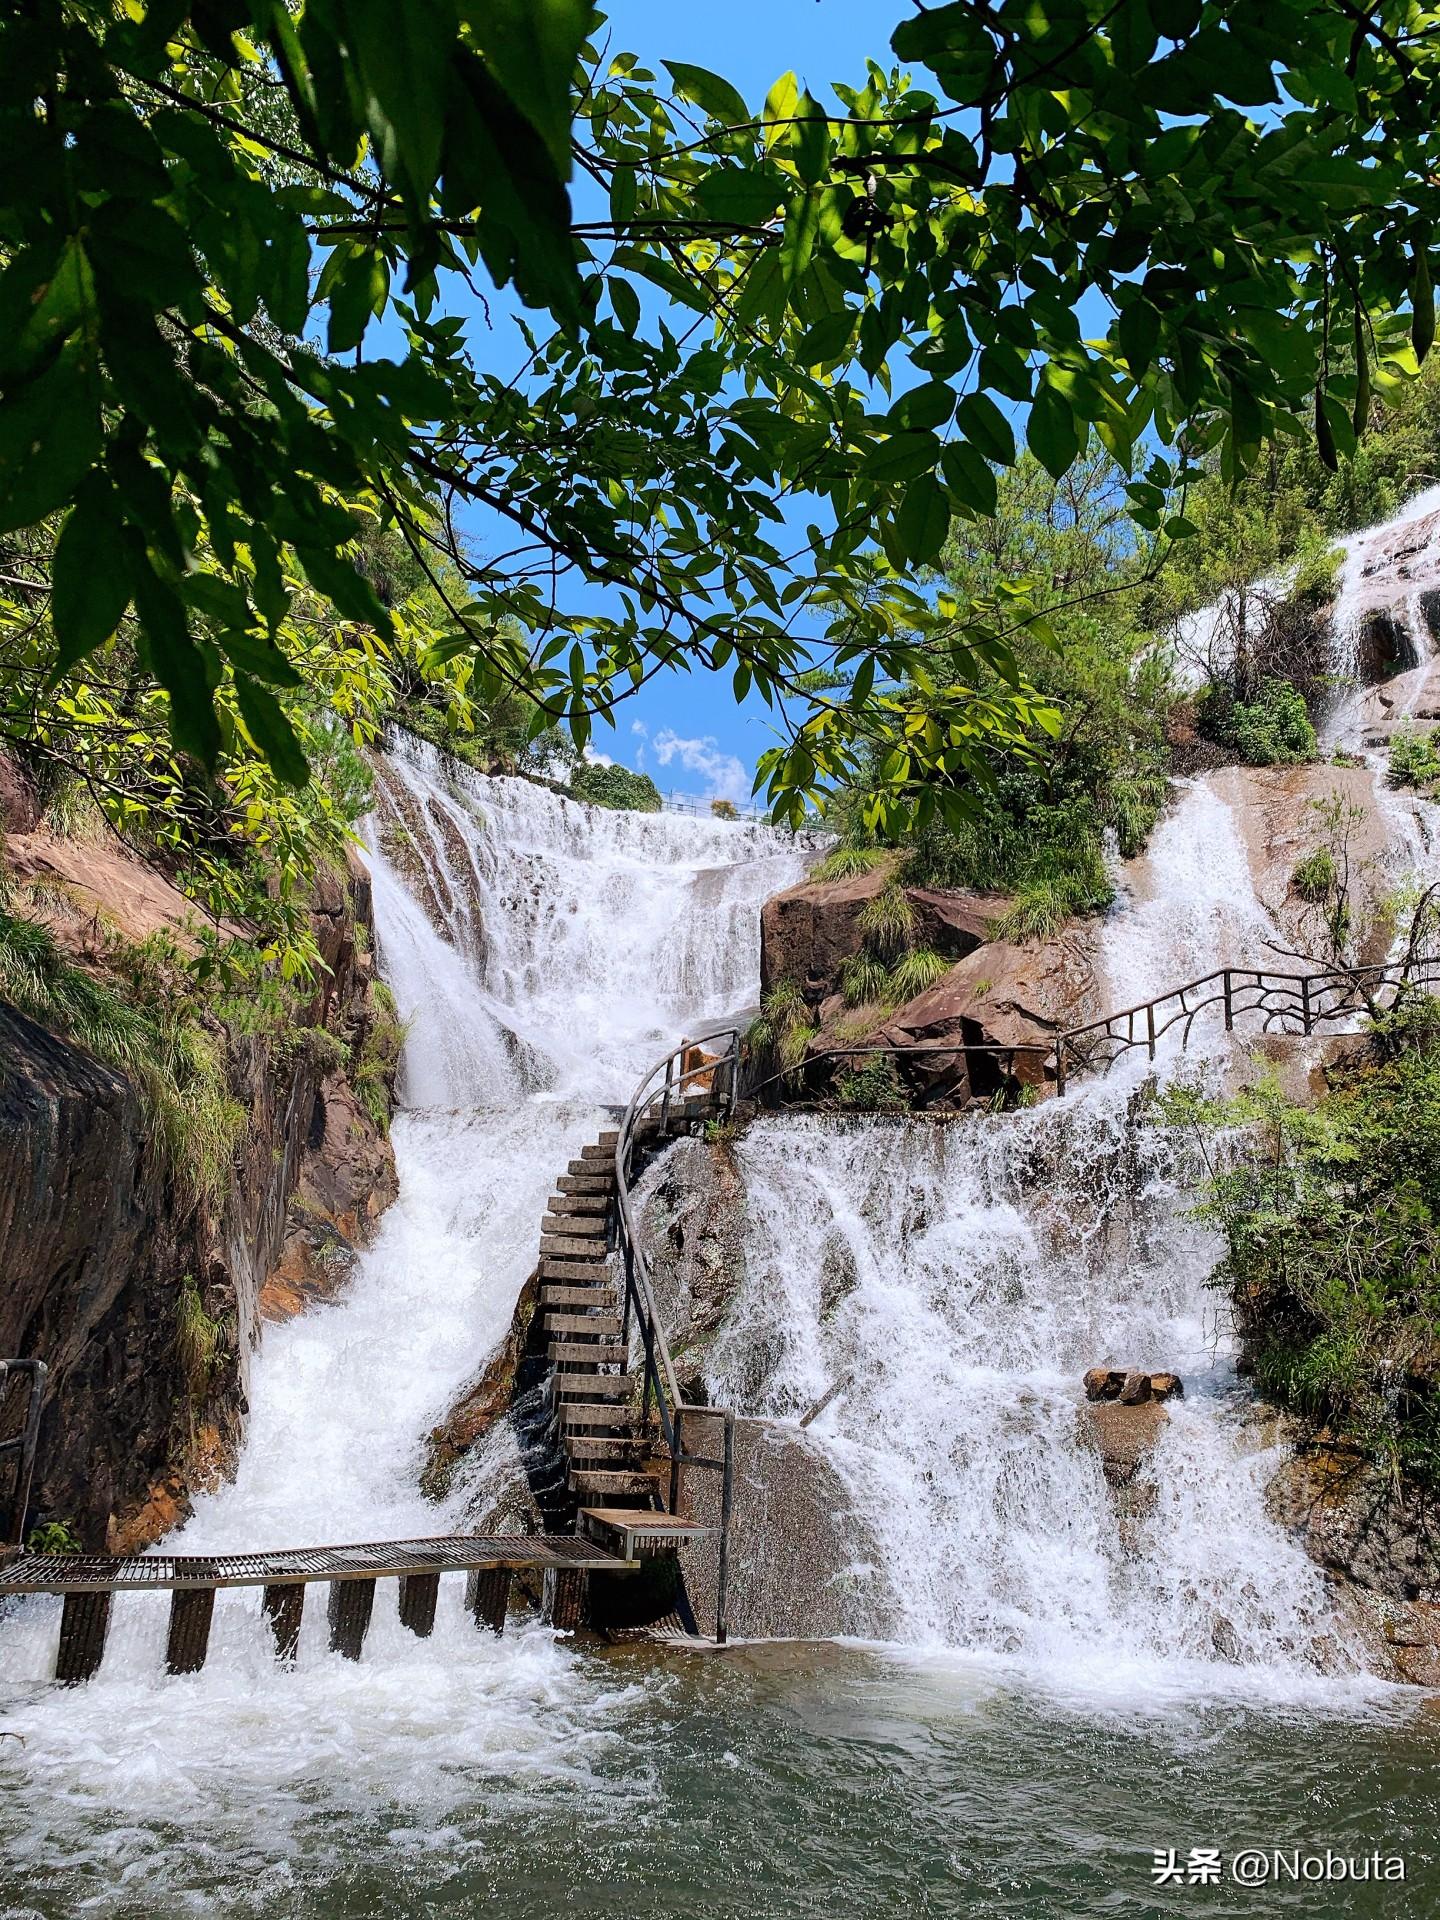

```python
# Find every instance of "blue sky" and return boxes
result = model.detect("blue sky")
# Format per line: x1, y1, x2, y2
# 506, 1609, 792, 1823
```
458, 2, 906, 803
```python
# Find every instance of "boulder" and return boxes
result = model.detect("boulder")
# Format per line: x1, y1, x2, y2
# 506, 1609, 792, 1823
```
758, 862, 1009, 1000
1083, 1366, 1185, 1402
869, 937, 1096, 1106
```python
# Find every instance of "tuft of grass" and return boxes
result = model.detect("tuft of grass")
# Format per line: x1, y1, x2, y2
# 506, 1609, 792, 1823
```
354, 980, 404, 1129
0, 906, 244, 1208
174, 1274, 221, 1403
855, 884, 916, 958
810, 845, 891, 884
840, 951, 894, 1008
1291, 848, 1337, 903
889, 947, 951, 1001
748, 979, 817, 1075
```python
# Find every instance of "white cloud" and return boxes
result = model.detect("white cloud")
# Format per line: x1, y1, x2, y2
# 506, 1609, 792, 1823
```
652, 729, 749, 804
629, 718, 648, 766
582, 745, 614, 768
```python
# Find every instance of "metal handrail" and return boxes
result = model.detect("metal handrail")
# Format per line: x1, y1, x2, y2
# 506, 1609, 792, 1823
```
745, 952, 1440, 1105
612, 1023, 743, 1641
0, 1358, 47, 1562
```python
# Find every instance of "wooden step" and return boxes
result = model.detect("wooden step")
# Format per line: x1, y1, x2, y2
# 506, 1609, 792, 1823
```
550, 1374, 633, 1403
593, 1131, 619, 1148
569, 1469, 661, 1498
540, 1256, 612, 1283
580, 1142, 617, 1163
549, 1341, 626, 1366
545, 1312, 622, 1339
558, 1401, 636, 1430
541, 1284, 613, 1310
566, 1159, 616, 1182
557, 1173, 612, 1196
541, 1213, 606, 1240
547, 1193, 609, 1216
564, 1434, 644, 1463
539, 1235, 607, 1260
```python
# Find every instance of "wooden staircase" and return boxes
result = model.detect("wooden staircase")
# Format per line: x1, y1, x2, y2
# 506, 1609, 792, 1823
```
538, 1130, 660, 1511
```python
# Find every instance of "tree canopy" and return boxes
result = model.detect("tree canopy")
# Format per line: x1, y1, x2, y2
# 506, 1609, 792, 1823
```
4, 0, 1440, 834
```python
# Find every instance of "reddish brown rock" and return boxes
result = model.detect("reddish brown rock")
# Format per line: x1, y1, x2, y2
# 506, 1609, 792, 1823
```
421, 1268, 540, 1498
1083, 1367, 1185, 1403
870, 938, 1096, 1106
759, 863, 1009, 1001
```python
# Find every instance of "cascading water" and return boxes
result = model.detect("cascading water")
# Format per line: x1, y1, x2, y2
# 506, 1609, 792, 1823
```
686, 771, 1382, 1701
0, 734, 810, 1896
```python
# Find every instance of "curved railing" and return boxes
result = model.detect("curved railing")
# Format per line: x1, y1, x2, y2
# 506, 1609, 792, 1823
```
745, 953, 1440, 1105
612, 1024, 742, 1640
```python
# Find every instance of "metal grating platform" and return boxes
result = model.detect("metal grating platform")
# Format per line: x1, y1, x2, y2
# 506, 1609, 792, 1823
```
0, 1531, 631, 1595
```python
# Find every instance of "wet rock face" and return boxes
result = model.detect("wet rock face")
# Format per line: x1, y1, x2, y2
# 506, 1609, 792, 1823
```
1264, 1436, 1440, 1685
0, 846, 397, 1551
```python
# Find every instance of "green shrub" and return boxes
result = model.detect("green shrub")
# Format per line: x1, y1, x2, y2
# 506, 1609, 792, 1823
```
569, 761, 662, 813
174, 1275, 221, 1402
1200, 677, 1317, 766
835, 1054, 907, 1111
1165, 1017, 1440, 1491
27, 1521, 82, 1556
1388, 724, 1440, 790
354, 981, 404, 1129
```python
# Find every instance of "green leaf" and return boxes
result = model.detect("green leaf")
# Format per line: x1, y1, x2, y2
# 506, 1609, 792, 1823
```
1413, 235, 1434, 366
890, 381, 955, 432
762, 70, 800, 145
955, 392, 1015, 465
300, 544, 397, 637
131, 559, 222, 766
1116, 298, 1162, 378
50, 492, 132, 676
862, 431, 941, 485
940, 440, 997, 516
234, 674, 310, 787
895, 473, 950, 565
1026, 385, 1080, 482
0, 348, 102, 536
216, 630, 302, 688
663, 60, 749, 126
338, 0, 451, 198
327, 247, 390, 354
694, 168, 787, 227
778, 190, 823, 296
469, 0, 591, 173
611, 277, 641, 335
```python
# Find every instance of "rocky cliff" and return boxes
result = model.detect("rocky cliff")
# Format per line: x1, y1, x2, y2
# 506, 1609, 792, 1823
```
0, 767, 397, 1551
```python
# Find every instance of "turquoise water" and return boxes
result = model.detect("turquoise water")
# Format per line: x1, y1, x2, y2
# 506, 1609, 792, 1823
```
3, 1638, 1435, 1919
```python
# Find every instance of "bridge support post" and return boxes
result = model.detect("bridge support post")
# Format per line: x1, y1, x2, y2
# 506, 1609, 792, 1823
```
465, 1566, 512, 1634
262, 1582, 304, 1662
543, 1566, 587, 1631
166, 1586, 216, 1674
398, 1571, 440, 1637
55, 1590, 111, 1685
327, 1577, 376, 1659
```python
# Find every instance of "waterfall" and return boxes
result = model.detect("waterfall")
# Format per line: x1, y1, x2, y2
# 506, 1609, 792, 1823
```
0, 736, 809, 1838
694, 770, 1376, 1698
